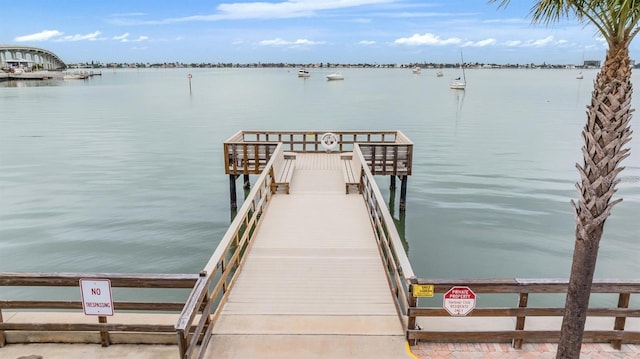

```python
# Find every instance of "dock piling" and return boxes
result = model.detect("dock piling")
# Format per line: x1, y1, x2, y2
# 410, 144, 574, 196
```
243, 174, 251, 189
229, 175, 238, 210
400, 176, 408, 211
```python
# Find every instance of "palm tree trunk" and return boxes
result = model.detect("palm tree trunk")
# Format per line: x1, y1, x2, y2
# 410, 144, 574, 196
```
557, 43, 633, 358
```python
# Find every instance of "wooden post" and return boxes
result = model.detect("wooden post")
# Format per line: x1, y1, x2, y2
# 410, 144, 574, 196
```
0, 309, 5, 347
389, 175, 396, 190
176, 329, 188, 359
243, 174, 250, 189
513, 292, 528, 348
229, 174, 237, 210
99, 316, 110, 347
407, 281, 418, 345
399, 175, 408, 211
612, 292, 631, 349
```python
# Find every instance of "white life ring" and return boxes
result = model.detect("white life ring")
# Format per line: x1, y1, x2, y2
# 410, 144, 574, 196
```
320, 132, 339, 151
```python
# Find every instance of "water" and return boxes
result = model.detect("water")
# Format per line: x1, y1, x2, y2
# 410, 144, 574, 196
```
1, 68, 639, 288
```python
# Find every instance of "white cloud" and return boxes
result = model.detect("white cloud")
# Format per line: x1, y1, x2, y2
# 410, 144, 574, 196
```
467, 38, 496, 47
505, 40, 522, 47
525, 35, 554, 47
394, 33, 462, 46
112, 33, 148, 42
56, 31, 103, 42
216, 0, 393, 20
359, 40, 376, 45
259, 38, 325, 46
14, 30, 63, 42
110, 0, 395, 24
113, 33, 130, 41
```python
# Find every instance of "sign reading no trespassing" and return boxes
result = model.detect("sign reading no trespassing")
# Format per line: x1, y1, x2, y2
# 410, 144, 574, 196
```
443, 286, 476, 316
79, 279, 114, 316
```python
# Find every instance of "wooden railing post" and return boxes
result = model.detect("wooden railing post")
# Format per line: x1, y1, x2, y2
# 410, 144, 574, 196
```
407, 280, 418, 345
176, 329, 188, 359
98, 316, 110, 347
0, 308, 5, 347
612, 292, 631, 349
513, 292, 528, 349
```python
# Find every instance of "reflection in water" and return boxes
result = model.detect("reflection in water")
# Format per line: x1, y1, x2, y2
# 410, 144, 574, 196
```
453, 89, 466, 124
388, 187, 409, 253
1, 79, 63, 88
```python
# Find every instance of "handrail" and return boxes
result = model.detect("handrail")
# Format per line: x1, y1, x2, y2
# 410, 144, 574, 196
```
0, 272, 200, 348
353, 144, 415, 329
224, 131, 413, 176
407, 278, 640, 349
225, 130, 401, 153
175, 143, 284, 359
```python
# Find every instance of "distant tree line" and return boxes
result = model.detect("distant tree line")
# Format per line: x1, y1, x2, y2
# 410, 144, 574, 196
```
67, 61, 613, 69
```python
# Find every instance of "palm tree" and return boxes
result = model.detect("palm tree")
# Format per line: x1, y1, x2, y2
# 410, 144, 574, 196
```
490, 1, 636, 358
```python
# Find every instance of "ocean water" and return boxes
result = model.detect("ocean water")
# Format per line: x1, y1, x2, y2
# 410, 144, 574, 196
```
1, 68, 638, 289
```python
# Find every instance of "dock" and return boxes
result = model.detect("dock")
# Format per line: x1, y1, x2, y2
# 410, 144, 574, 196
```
207, 152, 407, 358
1, 130, 639, 359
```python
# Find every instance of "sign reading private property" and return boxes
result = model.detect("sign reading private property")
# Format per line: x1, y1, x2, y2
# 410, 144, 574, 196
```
79, 279, 114, 316
443, 286, 476, 316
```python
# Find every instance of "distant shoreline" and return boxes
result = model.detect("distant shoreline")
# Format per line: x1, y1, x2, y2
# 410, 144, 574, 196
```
63, 63, 603, 70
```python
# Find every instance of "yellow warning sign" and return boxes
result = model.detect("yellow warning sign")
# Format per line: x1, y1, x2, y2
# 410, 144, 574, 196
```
412, 284, 434, 297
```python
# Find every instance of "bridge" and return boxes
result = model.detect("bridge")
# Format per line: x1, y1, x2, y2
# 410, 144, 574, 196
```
1, 130, 639, 359
0, 45, 66, 71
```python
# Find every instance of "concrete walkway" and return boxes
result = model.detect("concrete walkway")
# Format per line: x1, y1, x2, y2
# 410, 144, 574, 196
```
3, 341, 639, 359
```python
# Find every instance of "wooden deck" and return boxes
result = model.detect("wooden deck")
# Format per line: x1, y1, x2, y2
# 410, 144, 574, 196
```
206, 153, 408, 358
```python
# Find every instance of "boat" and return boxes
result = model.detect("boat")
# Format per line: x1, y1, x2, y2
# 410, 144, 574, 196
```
412, 66, 421, 74
576, 71, 584, 79
326, 72, 344, 81
63, 72, 89, 80
436, 71, 444, 77
450, 51, 467, 90
297, 68, 310, 78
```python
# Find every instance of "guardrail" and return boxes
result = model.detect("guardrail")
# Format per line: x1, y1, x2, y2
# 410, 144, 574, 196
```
175, 144, 284, 359
353, 144, 416, 328
223, 130, 413, 176
406, 278, 640, 349
0, 272, 199, 347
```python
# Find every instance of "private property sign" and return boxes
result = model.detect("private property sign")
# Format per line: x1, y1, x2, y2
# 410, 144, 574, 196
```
443, 286, 476, 316
79, 279, 114, 316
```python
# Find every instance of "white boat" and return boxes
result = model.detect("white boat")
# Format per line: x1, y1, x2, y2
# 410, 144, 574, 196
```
576, 71, 584, 79
63, 72, 89, 80
326, 72, 344, 81
412, 66, 421, 74
450, 51, 467, 90
436, 70, 444, 77
297, 68, 310, 78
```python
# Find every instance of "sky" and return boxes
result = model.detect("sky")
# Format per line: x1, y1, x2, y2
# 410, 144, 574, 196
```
1, 0, 634, 65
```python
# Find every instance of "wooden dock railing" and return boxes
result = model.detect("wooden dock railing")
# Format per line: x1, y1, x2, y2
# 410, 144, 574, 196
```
406, 278, 640, 348
176, 143, 286, 359
353, 144, 416, 326
224, 130, 413, 176
0, 272, 199, 347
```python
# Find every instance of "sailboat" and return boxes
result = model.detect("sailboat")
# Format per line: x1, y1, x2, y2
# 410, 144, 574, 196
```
576, 49, 585, 79
450, 51, 466, 90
